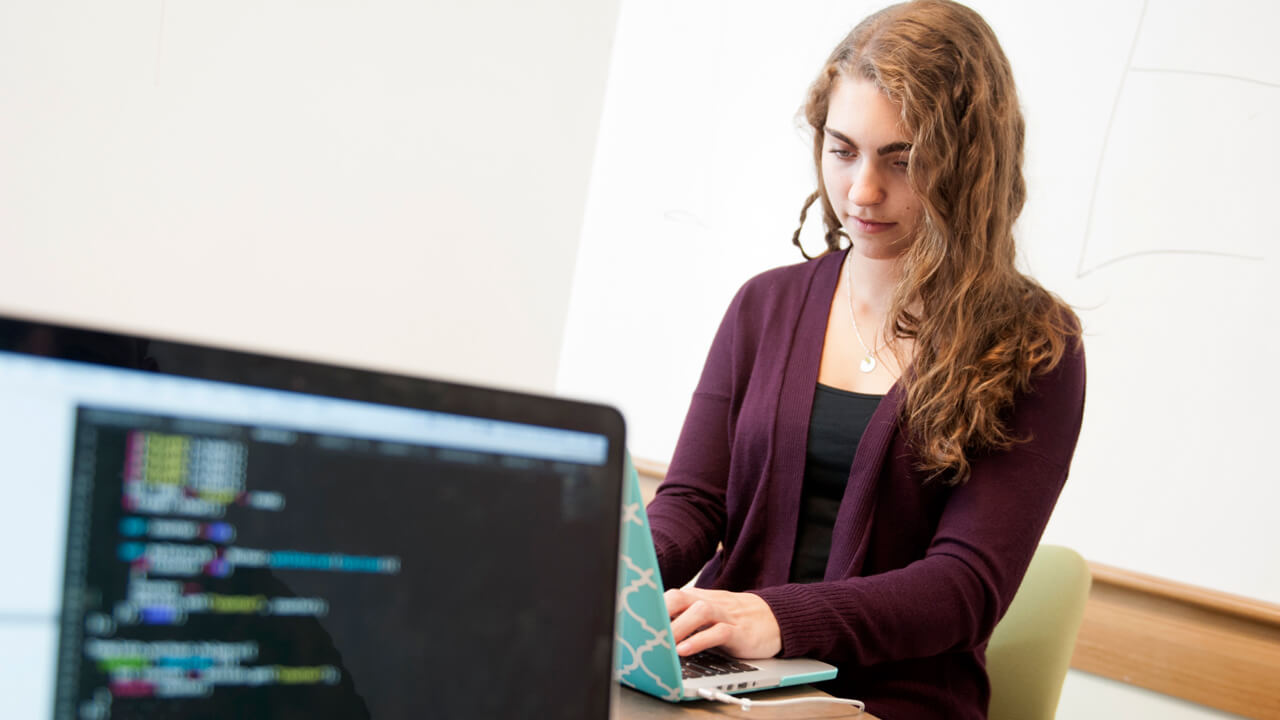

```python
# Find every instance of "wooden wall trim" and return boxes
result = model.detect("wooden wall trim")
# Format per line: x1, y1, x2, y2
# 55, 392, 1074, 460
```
1073, 562, 1280, 719
632, 456, 672, 484
1088, 561, 1280, 629
631, 456, 1280, 719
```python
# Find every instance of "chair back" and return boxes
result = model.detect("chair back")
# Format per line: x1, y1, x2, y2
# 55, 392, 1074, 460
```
986, 545, 1091, 720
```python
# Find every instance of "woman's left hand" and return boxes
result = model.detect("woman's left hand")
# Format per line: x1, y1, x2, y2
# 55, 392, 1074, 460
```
664, 587, 782, 659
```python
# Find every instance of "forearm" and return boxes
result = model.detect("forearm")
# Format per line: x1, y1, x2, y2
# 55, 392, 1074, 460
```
645, 381, 738, 586
754, 553, 999, 664
648, 491, 721, 587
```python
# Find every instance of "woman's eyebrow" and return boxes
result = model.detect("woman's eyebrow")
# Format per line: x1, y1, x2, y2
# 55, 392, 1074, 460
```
823, 128, 911, 156
823, 127, 857, 148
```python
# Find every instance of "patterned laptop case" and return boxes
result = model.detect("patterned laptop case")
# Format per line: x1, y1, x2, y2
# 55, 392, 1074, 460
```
614, 456, 685, 701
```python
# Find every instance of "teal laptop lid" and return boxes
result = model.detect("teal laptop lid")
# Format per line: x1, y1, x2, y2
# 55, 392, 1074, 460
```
613, 455, 839, 702
615, 455, 685, 700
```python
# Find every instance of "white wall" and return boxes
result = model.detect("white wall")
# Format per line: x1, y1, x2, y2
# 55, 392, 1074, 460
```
0, 0, 620, 394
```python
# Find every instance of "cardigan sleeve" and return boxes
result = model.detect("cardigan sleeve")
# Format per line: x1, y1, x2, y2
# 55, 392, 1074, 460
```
753, 340, 1087, 666
645, 283, 752, 589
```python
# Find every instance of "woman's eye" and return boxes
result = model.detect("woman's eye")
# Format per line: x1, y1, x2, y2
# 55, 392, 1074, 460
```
828, 148, 855, 159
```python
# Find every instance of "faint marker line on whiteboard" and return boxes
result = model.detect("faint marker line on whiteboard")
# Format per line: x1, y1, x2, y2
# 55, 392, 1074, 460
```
1086, 249, 1264, 275
1077, 0, 1148, 279
155, 0, 167, 87
1129, 66, 1280, 90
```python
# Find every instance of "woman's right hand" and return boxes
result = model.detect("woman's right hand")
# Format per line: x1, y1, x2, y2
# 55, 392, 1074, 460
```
664, 587, 782, 660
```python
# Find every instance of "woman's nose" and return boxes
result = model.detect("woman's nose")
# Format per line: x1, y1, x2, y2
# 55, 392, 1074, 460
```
849, 163, 885, 207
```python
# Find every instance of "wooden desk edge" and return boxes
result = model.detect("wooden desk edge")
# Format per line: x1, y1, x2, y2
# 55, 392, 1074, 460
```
616, 684, 879, 719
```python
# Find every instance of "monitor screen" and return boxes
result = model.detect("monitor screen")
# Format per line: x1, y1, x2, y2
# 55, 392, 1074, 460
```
0, 317, 624, 720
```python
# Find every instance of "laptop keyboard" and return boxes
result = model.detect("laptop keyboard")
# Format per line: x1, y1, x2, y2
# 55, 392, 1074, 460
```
680, 651, 760, 679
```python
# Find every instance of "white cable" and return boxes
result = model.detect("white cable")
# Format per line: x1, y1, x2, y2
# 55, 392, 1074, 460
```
696, 687, 865, 713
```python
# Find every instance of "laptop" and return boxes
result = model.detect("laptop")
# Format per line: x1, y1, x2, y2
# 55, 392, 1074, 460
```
614, 456, 837, 701
0, 313, 625, 720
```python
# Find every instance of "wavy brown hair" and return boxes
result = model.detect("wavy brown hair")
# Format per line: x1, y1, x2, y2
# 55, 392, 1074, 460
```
794, 0, 1078, 484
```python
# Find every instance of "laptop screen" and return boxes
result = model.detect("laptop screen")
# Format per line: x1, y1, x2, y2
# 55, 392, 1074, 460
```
0, 317, 624, 720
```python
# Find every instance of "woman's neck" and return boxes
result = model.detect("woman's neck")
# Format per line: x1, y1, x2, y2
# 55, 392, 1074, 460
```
845, 246, 903, 317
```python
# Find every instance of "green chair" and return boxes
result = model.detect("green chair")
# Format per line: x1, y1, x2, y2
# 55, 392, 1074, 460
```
985, 545, 1092, 720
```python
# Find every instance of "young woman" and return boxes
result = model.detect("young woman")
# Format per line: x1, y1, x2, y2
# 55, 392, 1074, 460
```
645, 1, 1086, 717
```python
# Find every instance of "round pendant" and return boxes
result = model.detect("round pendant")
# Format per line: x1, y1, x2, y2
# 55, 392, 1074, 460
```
859, 355, 877, 373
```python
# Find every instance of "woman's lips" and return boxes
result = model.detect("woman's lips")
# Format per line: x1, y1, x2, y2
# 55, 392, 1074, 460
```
849, 216, 897, 234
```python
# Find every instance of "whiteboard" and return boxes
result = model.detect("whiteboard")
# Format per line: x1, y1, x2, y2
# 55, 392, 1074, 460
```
558, 0, 1279, 603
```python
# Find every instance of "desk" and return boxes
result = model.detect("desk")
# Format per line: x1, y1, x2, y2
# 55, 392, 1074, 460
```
616, 685, 880, 719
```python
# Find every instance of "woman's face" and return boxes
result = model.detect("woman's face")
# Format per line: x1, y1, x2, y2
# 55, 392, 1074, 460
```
821, 76, 922, 259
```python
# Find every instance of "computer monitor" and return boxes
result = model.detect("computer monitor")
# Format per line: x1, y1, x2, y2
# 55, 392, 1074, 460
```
0, 314, 624, 720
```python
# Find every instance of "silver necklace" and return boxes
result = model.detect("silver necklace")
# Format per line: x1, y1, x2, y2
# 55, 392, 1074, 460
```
845, 256, 881, 373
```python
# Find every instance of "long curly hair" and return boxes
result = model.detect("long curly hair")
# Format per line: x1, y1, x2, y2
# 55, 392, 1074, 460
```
794, 0, 1079, 484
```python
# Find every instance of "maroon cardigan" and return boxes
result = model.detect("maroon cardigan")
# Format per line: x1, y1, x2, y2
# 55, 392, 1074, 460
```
647, 250, 1086, 719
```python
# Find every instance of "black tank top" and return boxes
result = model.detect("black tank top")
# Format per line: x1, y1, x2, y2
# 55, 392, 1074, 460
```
789, 384, 882, 584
